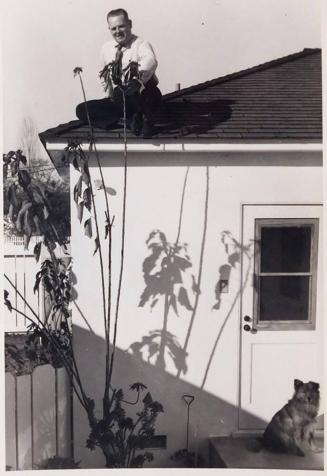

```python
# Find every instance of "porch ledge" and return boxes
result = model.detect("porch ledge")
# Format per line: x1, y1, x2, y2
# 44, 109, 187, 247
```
209, 436, 324, 470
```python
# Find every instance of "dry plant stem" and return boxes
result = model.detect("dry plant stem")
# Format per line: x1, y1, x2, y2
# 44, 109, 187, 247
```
87, 157, 107, 328
45, 244, 88, 403
5, 273, 41, 323
74, 96, 107, 334
91, 141, 113, 413
108, 88, 128, 385
4, 275, 83, 398
86, 160, 113, 415
76, 70, 113, 411
6, 263, 89, 408
8, 303, 86, 409
175, 166, 190, 246
77, 73, 94, 137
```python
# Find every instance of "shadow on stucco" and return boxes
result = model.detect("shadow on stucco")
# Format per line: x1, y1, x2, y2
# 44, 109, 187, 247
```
72, 324, 266, 469
201, 234, 254, 390
127, 165, 253, 386
128, 167, 209, 375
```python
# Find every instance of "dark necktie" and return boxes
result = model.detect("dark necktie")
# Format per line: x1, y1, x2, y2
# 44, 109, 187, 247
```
112, 44, 123, 85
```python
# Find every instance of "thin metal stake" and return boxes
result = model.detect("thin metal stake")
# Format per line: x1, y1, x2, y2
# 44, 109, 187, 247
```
182, 394, 194, 451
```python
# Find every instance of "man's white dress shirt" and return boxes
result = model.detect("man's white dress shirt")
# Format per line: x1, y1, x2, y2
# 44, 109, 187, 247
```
100, 34, 158, 97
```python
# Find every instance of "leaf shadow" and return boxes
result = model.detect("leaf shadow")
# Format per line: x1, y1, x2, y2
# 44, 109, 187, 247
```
212, 231, 253, 310
130, 229, 197, 373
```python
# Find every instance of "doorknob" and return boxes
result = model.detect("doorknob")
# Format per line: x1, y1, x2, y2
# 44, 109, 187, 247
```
244, 315, 252, 322
243, 324, 251, 332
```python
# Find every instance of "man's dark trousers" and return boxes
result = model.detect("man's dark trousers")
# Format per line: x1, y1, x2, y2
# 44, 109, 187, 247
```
76, 78, 161, 130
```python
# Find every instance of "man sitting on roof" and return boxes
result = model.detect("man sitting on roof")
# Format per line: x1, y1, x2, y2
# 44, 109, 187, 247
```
76, 8, 161, 139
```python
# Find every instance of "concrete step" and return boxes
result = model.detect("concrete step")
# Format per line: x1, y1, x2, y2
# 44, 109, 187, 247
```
209, 436, 324, 470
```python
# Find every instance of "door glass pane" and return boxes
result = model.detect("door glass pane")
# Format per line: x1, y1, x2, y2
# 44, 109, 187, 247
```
259, 276, 310, 321
260, 226, 311, 273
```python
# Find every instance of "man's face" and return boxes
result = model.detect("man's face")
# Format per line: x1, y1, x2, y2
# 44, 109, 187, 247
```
108, 14, 132, 46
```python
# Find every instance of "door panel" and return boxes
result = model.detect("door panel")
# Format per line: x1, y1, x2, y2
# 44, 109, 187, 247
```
239, 204, 323, 430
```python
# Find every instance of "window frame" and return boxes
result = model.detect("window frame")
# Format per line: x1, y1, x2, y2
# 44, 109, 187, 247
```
253, 217, 319, 331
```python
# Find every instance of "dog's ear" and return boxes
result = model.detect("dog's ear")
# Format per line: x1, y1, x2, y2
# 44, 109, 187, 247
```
309, 381, 320, 391
294, 379, 303, 390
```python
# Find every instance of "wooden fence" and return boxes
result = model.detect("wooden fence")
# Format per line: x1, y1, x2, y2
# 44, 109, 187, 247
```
4, 237, 44, 333
6, 366, 72, 470
4, 237, 73, 470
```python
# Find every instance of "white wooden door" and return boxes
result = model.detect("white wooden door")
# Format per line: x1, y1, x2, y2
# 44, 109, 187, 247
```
239, 204, 323, 430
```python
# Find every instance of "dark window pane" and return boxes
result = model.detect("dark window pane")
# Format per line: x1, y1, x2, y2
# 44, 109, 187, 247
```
259, 276, 309, 321
260, 226, 311, 273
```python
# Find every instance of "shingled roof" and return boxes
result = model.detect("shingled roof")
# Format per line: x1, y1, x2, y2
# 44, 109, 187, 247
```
40, 48, 322, 144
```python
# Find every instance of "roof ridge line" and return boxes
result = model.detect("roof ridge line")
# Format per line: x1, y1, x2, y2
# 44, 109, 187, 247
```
163, 48, 321, 101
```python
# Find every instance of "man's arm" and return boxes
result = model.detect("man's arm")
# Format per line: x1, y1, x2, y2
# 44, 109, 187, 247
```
99, 43, 114, 97
137, 40, 158, 84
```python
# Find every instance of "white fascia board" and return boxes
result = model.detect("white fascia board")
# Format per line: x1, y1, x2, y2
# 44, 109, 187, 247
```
46, 141, 322, 153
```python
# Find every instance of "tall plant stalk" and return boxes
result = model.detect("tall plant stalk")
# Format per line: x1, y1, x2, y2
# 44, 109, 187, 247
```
4, 69, 163, 468
74, 68, 115, 416
108, 88, 128, 386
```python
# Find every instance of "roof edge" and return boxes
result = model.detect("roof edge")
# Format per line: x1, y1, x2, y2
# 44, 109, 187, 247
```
45, 141, 322, 153
163, 48, 321, 100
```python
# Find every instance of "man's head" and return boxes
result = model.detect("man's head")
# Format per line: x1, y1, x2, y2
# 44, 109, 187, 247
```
107, 9, 132, 46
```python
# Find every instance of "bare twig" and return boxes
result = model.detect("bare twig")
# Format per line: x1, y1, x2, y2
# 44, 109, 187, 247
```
74, 69, 114, 415
7, 303, 87, 410
108, 88, 128, 385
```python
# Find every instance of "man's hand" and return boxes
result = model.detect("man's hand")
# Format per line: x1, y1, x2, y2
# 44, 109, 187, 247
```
123, 78, 142, 96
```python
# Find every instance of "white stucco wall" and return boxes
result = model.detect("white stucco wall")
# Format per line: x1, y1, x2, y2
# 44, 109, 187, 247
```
66, 149, 322, 467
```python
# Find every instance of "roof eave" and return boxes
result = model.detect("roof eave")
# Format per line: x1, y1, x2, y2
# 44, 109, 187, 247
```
45, 140, 322, 153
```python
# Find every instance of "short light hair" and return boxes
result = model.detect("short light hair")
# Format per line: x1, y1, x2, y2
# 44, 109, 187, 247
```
107, 8, 130, 23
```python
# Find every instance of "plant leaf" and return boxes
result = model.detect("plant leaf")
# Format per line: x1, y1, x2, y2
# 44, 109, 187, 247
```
106, 187, 117, 196
142, 392, 153, 406
73, 176, 82, 203
8, 184, 19, 207
77, 201, 84, 223
83, 188, 92, 211
93, 237, 99, 255
10, 161, 18, 176
8, 203, 15, 221
82, 163, 90, 185
18, 169, 31, 188
72, 157, 80, 171
33, 242, 42, 262
24, 234, 31, 250
84, 218, 92, 238
130, 382, 147, 392
16, 149, 27, 165
43, 206, 50, 220
73, 66, 83, 77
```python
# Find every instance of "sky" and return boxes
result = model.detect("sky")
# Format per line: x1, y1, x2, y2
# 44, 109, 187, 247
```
1, 0, 322, 152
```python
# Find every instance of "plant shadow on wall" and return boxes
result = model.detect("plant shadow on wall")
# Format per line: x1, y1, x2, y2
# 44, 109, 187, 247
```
201, 232, 254, 390
127, 167, 254, 384
128, 167, 209, 375
132, 230, 197, 373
